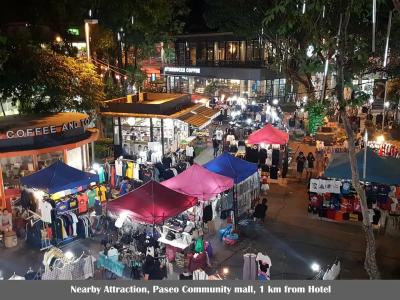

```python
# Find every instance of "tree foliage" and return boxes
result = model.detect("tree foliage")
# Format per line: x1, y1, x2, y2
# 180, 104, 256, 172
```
0, 40, 104, 114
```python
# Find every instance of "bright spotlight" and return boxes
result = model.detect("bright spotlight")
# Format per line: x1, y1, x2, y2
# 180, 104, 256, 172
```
65, 251, 74, 260
272, 99, 279, 105
311, 262, 320, 272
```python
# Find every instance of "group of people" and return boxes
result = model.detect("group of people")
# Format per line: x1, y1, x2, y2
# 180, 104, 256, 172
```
295, 151, 328, 181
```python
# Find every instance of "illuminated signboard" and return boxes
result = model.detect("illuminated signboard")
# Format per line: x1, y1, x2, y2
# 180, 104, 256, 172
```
5, 118, 90, 139
164, 67, 201, 74
68, 28, 80, 36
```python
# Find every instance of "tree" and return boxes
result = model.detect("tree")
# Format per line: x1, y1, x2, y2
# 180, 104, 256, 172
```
262, 0, 400, 279
0, 40, 104, 114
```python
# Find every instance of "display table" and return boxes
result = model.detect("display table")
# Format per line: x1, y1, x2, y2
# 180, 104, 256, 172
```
97, 252, 125, 278
158, 235, 191, 250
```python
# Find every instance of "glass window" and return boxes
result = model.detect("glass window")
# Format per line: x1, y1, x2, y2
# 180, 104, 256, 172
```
253, 40, 261, 60
246, 41, 253, 61
37, 152, 63, 169
189, 43, 196, 66
226, 41, 240, 61
196, 42, 207, 64
218, 42, 225, 61
1, 156, 34, 188
207, 42, 214, 63
240, 41, 246, 62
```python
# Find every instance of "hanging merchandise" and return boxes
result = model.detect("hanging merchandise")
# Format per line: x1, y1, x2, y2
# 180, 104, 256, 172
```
243, 253, 257, 280
256, 252, 271, 281
98, 166, 106, 184
86, 188, 97, 208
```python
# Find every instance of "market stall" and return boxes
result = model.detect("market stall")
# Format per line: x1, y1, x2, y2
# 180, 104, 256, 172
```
161, 163, 234, 201
105, 181, 216, 279
246, 124, 290, 181
204, 152, 259, 223
308, 149, 400, 228
246, 124, 289, 145
20, 161, 100, 248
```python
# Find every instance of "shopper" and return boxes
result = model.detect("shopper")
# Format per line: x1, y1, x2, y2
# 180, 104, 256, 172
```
0, 208, 13, 233
296, 152, 306, 180
253, 198, 268, 222
306, 152, 315, 179
119, 177, 129, 196
212, 135, 219, 158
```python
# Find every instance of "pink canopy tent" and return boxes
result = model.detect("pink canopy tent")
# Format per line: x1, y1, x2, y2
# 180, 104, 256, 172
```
161, 163, 234, 201
108, 180, 198, 224
247, 124, 289, 145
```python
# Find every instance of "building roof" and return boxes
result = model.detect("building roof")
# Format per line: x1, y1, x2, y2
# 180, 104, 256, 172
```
0, 112, 89, 133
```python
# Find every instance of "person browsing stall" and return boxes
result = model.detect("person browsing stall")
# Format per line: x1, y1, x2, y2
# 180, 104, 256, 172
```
0, 209, 13, 232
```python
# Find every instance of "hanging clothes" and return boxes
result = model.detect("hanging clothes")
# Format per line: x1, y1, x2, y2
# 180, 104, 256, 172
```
98, 166, 106, 184
126, 162, 134, 179
110, 165, 115, 188
243, 253, 257, 280
203, 204, 213, 223
86, 189, 97, 208
115, 159, 123, 177
256, 252, 271, 281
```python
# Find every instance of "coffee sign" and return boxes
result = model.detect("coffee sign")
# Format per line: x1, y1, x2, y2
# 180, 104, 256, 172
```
6, 118, 91, 139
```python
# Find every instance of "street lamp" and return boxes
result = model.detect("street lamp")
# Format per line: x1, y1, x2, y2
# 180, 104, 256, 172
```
363, 130, 368, 182
84, 18, 98, 62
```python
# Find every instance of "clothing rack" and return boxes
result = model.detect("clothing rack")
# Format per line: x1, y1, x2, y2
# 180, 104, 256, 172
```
25, 209, 52, 251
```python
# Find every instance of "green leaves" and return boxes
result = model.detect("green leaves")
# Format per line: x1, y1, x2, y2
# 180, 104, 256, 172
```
0, 41, 104, 114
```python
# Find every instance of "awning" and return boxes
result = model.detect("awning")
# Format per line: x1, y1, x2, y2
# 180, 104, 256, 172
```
20, 160, 99, 194
247, 124, 289, 145
204, 152, 258, 184
177, 105, 221, 129
108, 180, 198, 224
162, 163, 234, 201
324, 148, 400, 185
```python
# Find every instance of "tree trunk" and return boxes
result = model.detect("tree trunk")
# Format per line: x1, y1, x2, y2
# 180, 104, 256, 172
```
0, 100, 5, 116
340, 110, 381, 279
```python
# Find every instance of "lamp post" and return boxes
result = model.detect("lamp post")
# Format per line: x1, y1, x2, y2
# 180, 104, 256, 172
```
363, 130, 368, 182
84, 18, 98, 62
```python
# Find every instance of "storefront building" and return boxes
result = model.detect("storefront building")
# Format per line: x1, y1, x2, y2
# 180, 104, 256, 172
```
163, 32, 295, 102
100, 92, 220, 159
0, 112, 98, 209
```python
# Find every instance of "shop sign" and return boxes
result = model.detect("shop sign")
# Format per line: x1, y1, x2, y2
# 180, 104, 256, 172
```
5, 118, 91, 139
164, 66, 201, 74
309, 179, 342, 194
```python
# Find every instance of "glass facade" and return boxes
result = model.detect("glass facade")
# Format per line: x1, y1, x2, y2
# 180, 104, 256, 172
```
176, 39, 274, 67
114, 117, 189, 159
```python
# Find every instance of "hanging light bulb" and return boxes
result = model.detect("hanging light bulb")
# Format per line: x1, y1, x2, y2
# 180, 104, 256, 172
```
124, 76, 128, 80
322, 5, 326, 18
302, 0, 306, 14
115, 74, 120, 80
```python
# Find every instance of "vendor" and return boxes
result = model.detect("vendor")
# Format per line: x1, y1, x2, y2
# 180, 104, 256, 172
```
0, 208, 13, 232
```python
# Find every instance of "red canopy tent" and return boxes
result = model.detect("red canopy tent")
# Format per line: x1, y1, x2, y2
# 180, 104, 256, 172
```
161, 163, 234, 201
108, 180, 198, 224
247, 124, 289, 145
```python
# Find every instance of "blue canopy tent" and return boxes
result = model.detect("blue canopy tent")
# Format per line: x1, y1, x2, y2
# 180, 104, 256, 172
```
324, 148, 400, 185
203, 152, 258, 184
20, 160, 99, 194
204, 152, 260, 220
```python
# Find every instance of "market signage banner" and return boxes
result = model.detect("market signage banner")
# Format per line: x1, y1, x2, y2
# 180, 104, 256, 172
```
309, 179, 341, 194
0, 281, 398, 300
4, 118, 91, 139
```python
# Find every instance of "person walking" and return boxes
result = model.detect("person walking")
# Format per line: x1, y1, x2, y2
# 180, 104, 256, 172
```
253, 198, 268, 223
296, 152, 306, 181
212, 135, 219, 158
306, 152, 315, 180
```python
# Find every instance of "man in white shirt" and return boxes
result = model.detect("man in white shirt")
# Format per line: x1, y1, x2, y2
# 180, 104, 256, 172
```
185, 145, 195, 164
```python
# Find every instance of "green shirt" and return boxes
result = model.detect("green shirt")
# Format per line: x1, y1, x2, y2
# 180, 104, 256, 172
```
86, 189, 97, 208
